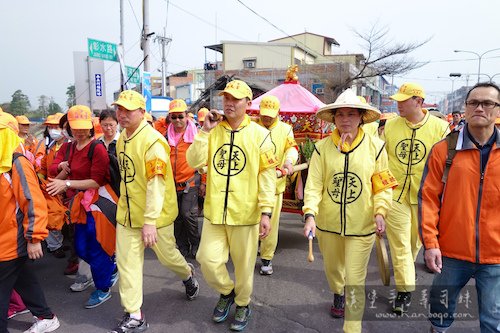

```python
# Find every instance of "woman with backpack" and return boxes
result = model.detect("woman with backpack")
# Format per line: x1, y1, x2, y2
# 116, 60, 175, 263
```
47, 105, 118, 309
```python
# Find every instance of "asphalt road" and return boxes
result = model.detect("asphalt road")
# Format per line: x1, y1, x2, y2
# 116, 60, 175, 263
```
8, 214, 480, 333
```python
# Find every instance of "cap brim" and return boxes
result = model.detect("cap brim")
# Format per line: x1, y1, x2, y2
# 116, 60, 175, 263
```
112, 100, 143, 111
316, 103, 381, 124
259, 108, 279, 118
69, 120, 93, 130
389, 93, 412, 102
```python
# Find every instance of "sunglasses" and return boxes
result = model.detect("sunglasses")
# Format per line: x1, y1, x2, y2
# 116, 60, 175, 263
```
170, 114, 185, 120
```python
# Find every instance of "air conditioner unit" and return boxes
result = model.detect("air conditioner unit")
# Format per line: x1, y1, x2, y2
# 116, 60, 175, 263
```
315, 88, 324, 95
246, 61, 256, 68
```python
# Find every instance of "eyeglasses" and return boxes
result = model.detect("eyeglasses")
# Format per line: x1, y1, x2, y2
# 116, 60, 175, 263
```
465, 100, 500, 110
170, 115, 185, 120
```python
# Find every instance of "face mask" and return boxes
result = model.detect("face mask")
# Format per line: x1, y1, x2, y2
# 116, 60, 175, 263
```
49, 129, 62, 140
62, 129, 73, 141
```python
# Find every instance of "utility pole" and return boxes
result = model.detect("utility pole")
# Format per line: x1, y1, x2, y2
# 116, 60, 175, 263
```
120, 0, 125, 91
154, 28, 172, 97
142, 0, 152, 72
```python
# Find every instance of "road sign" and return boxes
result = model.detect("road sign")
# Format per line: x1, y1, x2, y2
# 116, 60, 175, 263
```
95, 74, 103, 96
126, 66, 141, 85
88, 38, 118, 62
143, 72, 152, 112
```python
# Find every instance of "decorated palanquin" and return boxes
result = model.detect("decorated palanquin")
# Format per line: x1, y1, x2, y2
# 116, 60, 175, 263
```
248, 68, 329, 214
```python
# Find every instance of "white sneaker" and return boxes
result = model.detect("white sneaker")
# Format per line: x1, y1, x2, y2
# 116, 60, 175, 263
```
24, 315, 60, 333
70, 275, 94, 292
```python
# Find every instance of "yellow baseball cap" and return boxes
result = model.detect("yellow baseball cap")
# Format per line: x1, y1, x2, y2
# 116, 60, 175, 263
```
259, 95, 280, 118
15, 115, 31, 125
390, 82, 426, 101
44, 114, 63, 125
197, 108, 209, 122
169, 99, 188, 113
67, 105, 93, 130
0, 112, 19, 133
112, 90, 146, 111
496, 117, 500, 125
218, 80, 253, 100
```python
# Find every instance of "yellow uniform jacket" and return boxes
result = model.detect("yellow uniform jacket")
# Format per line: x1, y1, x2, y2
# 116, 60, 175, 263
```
384, 109, 449, 204
116, 121, 178, 228
257, 118, 298, 194
303, 129, 394, 236
187, 115, 278, 226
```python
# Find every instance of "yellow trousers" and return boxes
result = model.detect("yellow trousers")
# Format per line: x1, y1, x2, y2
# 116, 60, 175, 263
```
116, 223, 192, 314
196, 220, 259, 307
260, 193, 283, 260
385, 196, 418, 292
317, 231, 375, 333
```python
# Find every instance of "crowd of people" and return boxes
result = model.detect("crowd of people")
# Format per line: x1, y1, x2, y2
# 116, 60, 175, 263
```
0, 79, 498, 333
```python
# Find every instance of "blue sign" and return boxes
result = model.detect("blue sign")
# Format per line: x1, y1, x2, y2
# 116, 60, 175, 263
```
95, 74, 102, 97
142, 71, 151, 112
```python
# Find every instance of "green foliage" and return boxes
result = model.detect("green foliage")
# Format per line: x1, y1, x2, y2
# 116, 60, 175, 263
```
299, 137, 315, 162
9, 90, 31, 115
48, 98, 62, 115
37, 95, 49, 117
66, 84, 75, 108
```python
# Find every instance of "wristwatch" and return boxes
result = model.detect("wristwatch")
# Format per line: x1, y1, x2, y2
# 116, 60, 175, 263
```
65, 181, 71, 189
261, 212, 272, 218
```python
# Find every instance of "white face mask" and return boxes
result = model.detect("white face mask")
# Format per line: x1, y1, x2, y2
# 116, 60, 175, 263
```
62, 129, 73, 141
49, 129, 63, 140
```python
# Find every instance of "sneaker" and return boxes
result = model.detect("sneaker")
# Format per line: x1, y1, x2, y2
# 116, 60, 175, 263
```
213, 291, 235, 323
8, 308, 30, 319
23, 315, 60, 333
183, 263, 199, 300
70, 275, 94, 292
110, 270, 119, 288
393, 292, 412, 315
50, 247, 66, 259
259, 259, 273, 275
230, 306, 252, 331
64, 261, 78, 275
108, 313, 149, 333
85, 289, 111, 309
330, 293, 345, 318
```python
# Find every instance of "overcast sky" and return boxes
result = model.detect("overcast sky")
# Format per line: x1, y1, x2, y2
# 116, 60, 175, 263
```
1, 0, 499, 109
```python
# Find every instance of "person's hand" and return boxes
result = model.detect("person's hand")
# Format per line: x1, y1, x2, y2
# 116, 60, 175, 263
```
142, 224, 158, 248
27, 242, 43, 260
198, 183, 206, 198
58, 161, 71, 175
25, 134, 35, 147
424, 248, 443, 274
283, 161, 294, 176
303, 216, 316, 238
46, 178, 67, 196
374, 214, 385, 237
202, 110, 223, 132
259, 215, 271, 239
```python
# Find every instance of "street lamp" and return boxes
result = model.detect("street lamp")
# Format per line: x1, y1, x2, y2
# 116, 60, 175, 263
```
438, 73, 462, 113
454, 48, 500, 83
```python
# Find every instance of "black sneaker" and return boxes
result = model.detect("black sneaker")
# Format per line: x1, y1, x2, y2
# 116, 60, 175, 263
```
108, 313, 149, 333
330, 293, 345, 318
393, 292, 412, 315
183, 263, 199, 300
230, 306, 251, 331
259, 259, 273, 275
212, 290, 235, 323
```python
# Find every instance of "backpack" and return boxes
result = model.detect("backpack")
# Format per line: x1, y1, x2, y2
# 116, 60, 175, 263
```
66, 141, 121, 196
441, 130, 459, 185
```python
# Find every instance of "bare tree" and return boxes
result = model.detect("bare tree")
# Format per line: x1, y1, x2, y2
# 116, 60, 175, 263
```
330, 24, 430, 95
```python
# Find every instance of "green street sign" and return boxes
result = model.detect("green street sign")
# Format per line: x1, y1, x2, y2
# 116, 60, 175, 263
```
126, 66, 141, 85
88, 38, 118, 62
